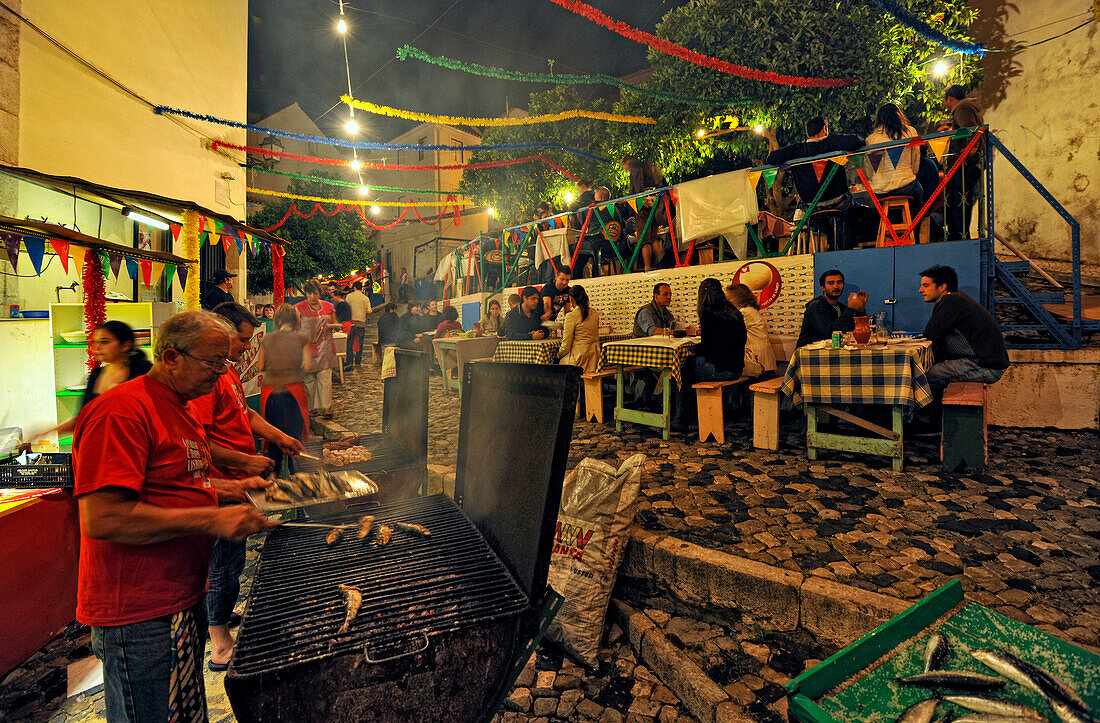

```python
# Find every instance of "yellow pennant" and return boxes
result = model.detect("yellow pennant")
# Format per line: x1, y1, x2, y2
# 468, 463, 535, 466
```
149, 261, 165, 288
69, 244, 87, 275
927, 137, 950, 163
748, 170, 763, 190
626, 198, 639, 214
833, 155, 849, 166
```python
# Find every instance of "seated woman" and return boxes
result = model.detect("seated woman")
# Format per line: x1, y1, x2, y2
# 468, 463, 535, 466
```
558, 285, 600, 373
864, 103, 923, 217
434, 305, 464, 337
478, 298, 503, 336
725, 283, 777, 378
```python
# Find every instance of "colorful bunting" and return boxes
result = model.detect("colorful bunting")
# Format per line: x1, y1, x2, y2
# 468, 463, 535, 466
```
139, 259, 152, 289
1, 232, 19, 271
163, 263, 175, 290
247, 188, 470, 207
833, 155, 850, 166
811, 161, 828, 182
885, 145, 906, 169
170, 224, 182, 243
868, 151, 885, 172
177, 264, 189, 291
98, 251, 110, 280
50, 239, 70, 273
150, 262, 165, 289
748, 170, 763, 190
108, 252, 123, 279
124, 256, 139, 280
762, 168, 779, 190
626, 198, 639, 213
927, 137, 950, 162
342, 95, 657, 126
868, 0, 985, 55
847, 152, 865, 168
69, 244, 87, 275
23, 236, 45, 275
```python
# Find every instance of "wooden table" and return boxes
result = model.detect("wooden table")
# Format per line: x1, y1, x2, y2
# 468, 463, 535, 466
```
601, 336, 699, 440
433, 335, 500, 396
493, 333, 631, 366
780, 339, 934, 471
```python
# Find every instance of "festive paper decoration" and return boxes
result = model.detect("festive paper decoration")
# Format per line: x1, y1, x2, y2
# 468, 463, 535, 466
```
927, 137, 949, 162
1, 231, 18, 270
139, 259, 152, 288
108, 252, 123, 279
547, 0, 854, 87
177, 264, 189, 294
216, 141, 582, 181
22, 235, 44, 275
98, 251, 110, 280
69, 244, 87, 276
179, 210, 201, 310
811, 160, 827, 182
163, 264, 175, 290
762, 168, 778, 190
272, 245, 285, 307
341, 95, 655, 126
885, 144, 906, 169
170, 224, 182, 243
247, 188, 469, 207
748, 170, 762, 190
154, 106, 610, 162
124, 256, 139, 280
396, 45, 758, 106
82, 252, 106, 372
248, 166, 468, 196
868, 0, 984, 55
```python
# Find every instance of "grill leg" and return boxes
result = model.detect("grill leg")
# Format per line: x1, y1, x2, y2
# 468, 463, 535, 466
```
484, 591, 565, 722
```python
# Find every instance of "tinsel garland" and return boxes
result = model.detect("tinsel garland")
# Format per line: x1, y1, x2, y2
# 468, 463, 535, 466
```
341, 95, 656, 126
247, 188, 469, 207
260, 202, 460, 232
547, 0, 854, 87
247, 166, 467, 195
214, 141, 581, 180
272, 246, 285, 306
156, 107, 610, 162
869, 0, 985, 54
179, 210, 202, 310
396, 45, 757, 106
81, 252, 106, 372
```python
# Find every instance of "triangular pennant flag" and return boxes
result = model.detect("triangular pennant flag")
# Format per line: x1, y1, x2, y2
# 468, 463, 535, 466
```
70, 244, 87, 274
24, 236, 45, 275
626, 198, 639, 213
748, 170, 763, 189
868, 151, 885, 172
222, 236, 232, 254
847, 151, 865, 168
197, 217, 206, 237
170, 224, 182, 243
0, 231, 19, 271
98, 251, 110, 279
833, 155, 849, 166
139, 259, 152, 288
109, 252, 123, 279
50, 239, 70, 273
150, 262, 164, 288
234, 236, 243, 255
762, 168, 778, 190
907, 137, 924, 147
250, 238, 259, 257
124, 256, 139, 280
927, 137, 950, 162
163, 264, 175, 290
885, 145, 906, 169
951, 127, 975, 139
209, 219, 222, 235
811, 160, 827, 182
177, 264, 189, 291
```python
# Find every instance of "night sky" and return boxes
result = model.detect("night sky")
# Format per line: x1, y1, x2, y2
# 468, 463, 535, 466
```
247, 0, 684, 141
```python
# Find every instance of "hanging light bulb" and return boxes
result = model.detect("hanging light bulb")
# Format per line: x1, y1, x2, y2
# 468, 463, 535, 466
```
696, 129, 706, 138
337, 18, 347, 34
349, 159, 361, 171
563, 192, 574, 204
358, 186, 369, 196
488, 208, 496, 217
754, 124, 765, 134
371, 205, 381, 215
345, 118, 359, 134
932, 60, 950, 77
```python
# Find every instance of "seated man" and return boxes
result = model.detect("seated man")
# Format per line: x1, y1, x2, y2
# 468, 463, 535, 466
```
502, 286, 549, 340
540, 268, 572, 321
765, 117, 865, 250
396, 301, 423, 349
919, 264, 1009, 390
633, 283, 676, 337
796, 269, 868, 347
507, 293, 521, 311
376, 303, 400, 346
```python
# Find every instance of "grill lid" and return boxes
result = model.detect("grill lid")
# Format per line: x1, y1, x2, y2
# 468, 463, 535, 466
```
229, 494, 526, 676
454, 362, 579, 602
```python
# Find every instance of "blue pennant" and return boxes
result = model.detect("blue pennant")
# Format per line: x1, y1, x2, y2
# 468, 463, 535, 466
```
885, 144, 906, 170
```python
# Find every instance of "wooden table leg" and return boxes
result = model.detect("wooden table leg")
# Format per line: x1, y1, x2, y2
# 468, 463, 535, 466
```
806, 403, 818, 460
615, 365, 624, 433
660, 369, 671, 441
892, 405, 904, 472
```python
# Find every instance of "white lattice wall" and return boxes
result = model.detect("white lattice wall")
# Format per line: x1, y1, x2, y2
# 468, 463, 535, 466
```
504, 255, 815, 351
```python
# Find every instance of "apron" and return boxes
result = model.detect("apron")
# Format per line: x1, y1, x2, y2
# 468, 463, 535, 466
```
298, 306, 338, 371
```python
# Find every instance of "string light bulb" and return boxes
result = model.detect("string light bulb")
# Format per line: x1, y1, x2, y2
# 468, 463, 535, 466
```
932, 60, 950, 76
563, 192, 574, 204
488, 208, 496, 217
345, 118, 359, 134
337, 19, 347, 34
358, 186, 369, 196
349, 159, 361, 171
371, 205, 381, 215
754, 124, 765, 134
696, 129, 705, 138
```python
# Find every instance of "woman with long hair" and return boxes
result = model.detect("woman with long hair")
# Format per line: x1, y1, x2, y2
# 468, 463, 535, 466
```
258, 304, 312, 474
558, 285, 601, 372
725, 283, 777, 378
864, 103, 923, 215
294, 279, 340, 418
479, 298, 503, 335
694, 278, 748, 382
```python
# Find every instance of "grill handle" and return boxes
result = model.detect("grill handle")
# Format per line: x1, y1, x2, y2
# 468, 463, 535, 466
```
363, 632, 429, 664
344, 499, 381, 513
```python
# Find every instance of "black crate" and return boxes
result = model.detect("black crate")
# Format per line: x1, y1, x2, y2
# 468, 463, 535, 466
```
0, 453, 74, 489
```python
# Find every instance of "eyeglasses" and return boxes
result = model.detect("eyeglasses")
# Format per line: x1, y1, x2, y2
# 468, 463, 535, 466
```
177, 350, 230, 371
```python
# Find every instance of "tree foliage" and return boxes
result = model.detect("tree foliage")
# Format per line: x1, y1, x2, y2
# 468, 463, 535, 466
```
460, 0, 979, 221
246, 177, 377, 295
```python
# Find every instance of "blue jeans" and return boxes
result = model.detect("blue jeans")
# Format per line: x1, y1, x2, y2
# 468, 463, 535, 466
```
927, 357, 1004, 391
346, 324, 366, 365
90, 602, 208, 723
206, 536, 246, 626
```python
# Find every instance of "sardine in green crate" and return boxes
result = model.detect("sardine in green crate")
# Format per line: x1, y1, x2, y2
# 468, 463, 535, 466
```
785, 579, 1100, 722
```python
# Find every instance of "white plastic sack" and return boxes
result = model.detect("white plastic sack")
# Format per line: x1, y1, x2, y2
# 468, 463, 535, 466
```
675, 169, 759, 244
546, 453, 644, 667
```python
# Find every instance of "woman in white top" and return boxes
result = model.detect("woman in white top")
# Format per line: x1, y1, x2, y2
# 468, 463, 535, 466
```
558, 285, 601, 373
864, 103, 924, 216
725, 283, 777, 378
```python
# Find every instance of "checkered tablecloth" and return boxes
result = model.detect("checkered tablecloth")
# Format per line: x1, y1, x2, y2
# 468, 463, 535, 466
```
781, 340, 935, 410
493, 333, 631, 365
600, 336, 699, 388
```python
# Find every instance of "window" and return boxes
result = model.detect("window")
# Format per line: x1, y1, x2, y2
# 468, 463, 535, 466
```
453, 138, 464, 164
418, 137, 428, 162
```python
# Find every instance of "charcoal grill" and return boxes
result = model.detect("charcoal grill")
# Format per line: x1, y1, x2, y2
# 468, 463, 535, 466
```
226, 362, 580, 723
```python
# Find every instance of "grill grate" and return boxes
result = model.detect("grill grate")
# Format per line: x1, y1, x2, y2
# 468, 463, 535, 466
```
230, 494, 527, 675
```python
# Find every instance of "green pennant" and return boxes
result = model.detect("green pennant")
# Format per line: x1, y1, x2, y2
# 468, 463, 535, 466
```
164, 264, 175, 290
951, 127, 975, 139
97, 250, 110, 279
762, 168, 778, 190
847, 152, 866, 168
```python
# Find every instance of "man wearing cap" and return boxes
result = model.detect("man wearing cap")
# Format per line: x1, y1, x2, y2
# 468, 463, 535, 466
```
202, 270, 236, 311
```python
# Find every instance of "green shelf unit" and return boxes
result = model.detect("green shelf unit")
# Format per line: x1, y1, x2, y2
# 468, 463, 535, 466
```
56, 390, 83, 398
53, 342, 87, 348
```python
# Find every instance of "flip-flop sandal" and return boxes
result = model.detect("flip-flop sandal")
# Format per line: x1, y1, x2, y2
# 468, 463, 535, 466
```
228, 612, 242, 629
207, 660, 229, 672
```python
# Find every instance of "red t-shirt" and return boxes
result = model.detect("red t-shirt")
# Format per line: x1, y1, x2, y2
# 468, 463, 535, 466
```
73, 375, 219, 626
189, 368, 255, 479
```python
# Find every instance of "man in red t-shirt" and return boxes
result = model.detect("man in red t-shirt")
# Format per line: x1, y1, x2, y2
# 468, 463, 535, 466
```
194, 302, 305, 671
74, 310, 279, 722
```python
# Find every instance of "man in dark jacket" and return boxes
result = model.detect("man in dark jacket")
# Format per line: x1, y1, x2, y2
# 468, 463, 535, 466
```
943, 85, 985, 239
396, 301, 423, 349
795, 269, 868, 348
501, 286, 547, 340
919, 264, 1008, 390
376, 303, 400, 345
201, 270, 236, 311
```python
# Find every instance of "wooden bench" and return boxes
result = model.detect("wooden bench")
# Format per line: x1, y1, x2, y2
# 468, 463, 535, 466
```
581, 366, 643, 423
941, 382, 987, 472
694, 376, 751, 443
749, 376, 785, 450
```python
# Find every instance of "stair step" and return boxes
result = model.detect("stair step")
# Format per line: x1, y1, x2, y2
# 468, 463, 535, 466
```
996, 293, 1065, 305
997, 260, 1031, 274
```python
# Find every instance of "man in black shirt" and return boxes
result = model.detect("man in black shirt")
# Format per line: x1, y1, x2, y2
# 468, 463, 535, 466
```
919, 264, 1008, 390
765, 117, 866, 249
539, 268, 572, 321
331, 288, 352, 324
396, 301, 423, 349
201, 270, 236, 311
376, 303, 400, 346
796, 269, 868, 347
502, 286, 548, 340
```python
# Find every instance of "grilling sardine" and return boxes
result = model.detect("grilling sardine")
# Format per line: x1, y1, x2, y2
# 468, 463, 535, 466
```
265, 485, 291, 503
895, 698, 939, 723
897, 671, 1006, 690
394, 522, 431, 538
326, 527, 344, 546
972, 650, 1090, 717
357, 515, 376, 540
376, 524, 393, 546
336, 584, 362, 634
944, 695, 1047, 720
924, 630, 950, 672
